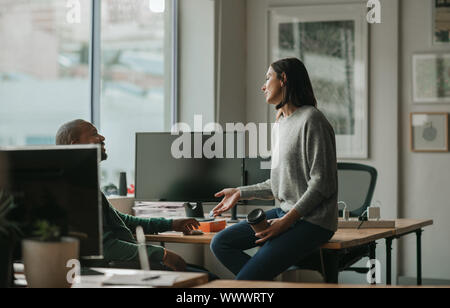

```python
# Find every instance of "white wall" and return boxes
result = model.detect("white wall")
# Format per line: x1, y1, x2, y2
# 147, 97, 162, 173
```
399, 0, 450, 281
245, 0, 400, 284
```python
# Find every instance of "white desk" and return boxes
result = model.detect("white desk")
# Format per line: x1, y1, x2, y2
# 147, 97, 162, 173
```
72, 268, 208, 288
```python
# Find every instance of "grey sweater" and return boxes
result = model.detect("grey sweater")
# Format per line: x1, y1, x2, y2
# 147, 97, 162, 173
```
239, 106, 338, 232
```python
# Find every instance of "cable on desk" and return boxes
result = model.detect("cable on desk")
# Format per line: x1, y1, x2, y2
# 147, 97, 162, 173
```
357, 209, 369, 229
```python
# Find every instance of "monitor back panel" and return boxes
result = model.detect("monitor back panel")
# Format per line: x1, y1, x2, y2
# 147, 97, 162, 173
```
135, 133, 243, 203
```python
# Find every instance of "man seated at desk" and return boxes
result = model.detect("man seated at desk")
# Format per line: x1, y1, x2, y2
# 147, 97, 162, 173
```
55, 119, 214, 277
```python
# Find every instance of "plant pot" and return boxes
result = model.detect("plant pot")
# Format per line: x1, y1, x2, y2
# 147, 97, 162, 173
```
22, 237, 79, 288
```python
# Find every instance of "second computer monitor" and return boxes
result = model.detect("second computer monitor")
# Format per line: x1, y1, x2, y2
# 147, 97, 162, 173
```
244, 156, 275, 206
135, 132, 244, 203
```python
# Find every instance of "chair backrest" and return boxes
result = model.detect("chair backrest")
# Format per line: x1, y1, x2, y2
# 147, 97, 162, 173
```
337, 163, 377, 217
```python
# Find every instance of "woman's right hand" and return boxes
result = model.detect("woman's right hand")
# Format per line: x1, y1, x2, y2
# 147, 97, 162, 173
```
212, 188, 241, 217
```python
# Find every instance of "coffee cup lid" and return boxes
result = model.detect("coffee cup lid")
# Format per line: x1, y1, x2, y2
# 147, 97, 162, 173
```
247, 208, 266, 225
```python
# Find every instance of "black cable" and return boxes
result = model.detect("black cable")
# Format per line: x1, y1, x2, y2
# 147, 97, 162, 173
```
357, 209, 368, 229
357, 220, 365, 230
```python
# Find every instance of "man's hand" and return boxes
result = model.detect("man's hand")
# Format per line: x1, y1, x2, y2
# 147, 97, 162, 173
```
162, 249, 187, 271
172, 218, 200, 234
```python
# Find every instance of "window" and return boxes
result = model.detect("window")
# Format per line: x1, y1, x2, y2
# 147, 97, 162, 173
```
0, 0, 176, 190
99, 0, 174, 186
0, 0, 91, 146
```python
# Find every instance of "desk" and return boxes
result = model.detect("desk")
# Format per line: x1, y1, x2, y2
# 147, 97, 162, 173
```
385, 219, 433, 285
146, 229, 396, 249
73, 268, 208, 288
195, 280, 443, 288
146, 232, 216, 245
321, 219, 433, 285
146, 219, 433, 285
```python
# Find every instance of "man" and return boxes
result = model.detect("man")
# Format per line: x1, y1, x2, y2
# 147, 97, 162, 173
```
55, 119, 200, 272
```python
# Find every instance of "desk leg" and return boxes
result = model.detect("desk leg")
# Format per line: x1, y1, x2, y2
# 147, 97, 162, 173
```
323, 251, 339, 284
386, 237, 393, 285
416, 229, 422, 286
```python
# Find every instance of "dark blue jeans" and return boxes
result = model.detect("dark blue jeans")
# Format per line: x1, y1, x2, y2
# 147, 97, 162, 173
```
210, 208, 334, 281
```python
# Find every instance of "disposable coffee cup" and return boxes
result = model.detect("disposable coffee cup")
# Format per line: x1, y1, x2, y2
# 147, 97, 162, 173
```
247, 209, 270, 233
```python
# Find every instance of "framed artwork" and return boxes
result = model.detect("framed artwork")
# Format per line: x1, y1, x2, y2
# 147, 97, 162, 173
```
268, 4, 369, 158
410, 112, 449, 152
433, 0, 450, 45
413, 54, 450, 103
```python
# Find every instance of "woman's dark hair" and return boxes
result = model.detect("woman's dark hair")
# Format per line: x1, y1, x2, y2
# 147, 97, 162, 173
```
271, 58, 317, 109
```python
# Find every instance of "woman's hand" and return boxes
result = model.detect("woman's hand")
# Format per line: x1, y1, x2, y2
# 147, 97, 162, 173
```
212, 188, 241, 217
254, 218, 290, 245
254, 209, 301, 244
172, 218, 201, 234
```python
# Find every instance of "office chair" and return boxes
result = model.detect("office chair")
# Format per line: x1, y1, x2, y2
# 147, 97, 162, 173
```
286, 163, 378, 283
337, 163, 377, 218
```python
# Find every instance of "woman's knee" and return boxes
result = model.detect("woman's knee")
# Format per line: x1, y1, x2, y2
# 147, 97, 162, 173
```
210, 225, 243, 254
210, 229, 227, 254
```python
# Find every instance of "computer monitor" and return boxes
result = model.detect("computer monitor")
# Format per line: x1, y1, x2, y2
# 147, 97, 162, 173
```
243, 156, 275, 207
0, 146, 103, 258
135, 132, 244, 204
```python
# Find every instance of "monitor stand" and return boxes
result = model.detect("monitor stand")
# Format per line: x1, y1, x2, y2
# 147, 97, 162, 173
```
228, 206, 246, 223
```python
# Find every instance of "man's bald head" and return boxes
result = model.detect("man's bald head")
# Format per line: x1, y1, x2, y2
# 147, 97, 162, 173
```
55, 119, 88, 145
56, 119, 108, 160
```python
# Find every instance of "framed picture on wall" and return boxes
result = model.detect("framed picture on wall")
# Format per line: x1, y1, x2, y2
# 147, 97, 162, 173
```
433, 0, 450, 45
413, 54, 450, 103
268, 4, 369, 158
410, 112, 449, 152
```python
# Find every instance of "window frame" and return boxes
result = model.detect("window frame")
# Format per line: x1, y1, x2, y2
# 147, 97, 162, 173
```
89, 0, 178, 129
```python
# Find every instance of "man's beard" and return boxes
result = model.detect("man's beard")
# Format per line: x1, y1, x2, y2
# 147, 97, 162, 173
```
101, 151, 108, 161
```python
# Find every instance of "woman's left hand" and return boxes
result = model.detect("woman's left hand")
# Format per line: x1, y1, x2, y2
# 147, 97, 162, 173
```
254, 209, 302, 245
254, 218, 290, 245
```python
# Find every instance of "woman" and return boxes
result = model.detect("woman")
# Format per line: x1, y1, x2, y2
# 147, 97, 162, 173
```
210, 58, 338, 281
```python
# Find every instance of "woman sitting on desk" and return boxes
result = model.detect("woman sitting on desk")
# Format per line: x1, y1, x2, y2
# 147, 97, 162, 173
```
210, 58, 338, 281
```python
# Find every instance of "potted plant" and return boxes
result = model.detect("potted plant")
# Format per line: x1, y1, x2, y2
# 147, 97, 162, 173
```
22, 220, 80, 288
0, 191, 20, 288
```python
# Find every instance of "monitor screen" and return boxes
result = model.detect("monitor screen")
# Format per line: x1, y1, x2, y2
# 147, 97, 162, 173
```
0, 146, 102, 258
135, 132, 244, 203
244, 157, 275, 206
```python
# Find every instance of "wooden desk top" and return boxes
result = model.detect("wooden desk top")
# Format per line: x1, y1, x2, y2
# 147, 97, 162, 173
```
145, 219, 433, 250
392, 219, 433, 236
322, 228, 395, 249
146, 232, 216, 245
195, 280, 444, 288
73, 268, 208, 288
